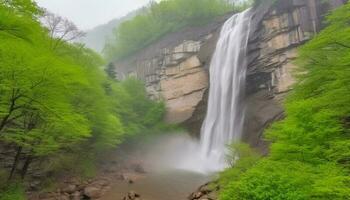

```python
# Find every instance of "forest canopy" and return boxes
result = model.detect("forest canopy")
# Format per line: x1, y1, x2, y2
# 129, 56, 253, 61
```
0, 0, 166, 191
103, 0, 252, 61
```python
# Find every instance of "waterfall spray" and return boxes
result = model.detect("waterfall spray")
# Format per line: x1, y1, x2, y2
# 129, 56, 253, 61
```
199, 8, 251, 172
172, 9, 252, 173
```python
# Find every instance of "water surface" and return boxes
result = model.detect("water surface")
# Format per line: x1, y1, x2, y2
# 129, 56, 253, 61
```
101, 170, 210, 200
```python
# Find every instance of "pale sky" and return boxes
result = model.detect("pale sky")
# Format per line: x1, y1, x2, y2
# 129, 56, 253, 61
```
35, 0, 156, 30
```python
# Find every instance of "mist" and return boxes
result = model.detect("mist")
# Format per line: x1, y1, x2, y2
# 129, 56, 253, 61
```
35, 0, 158, 30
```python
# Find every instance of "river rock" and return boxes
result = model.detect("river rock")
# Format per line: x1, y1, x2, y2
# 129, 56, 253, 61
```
83, 186, 102, 199
62, 184, 77, 193
71, 191, 81, 200
188, 182, 218, 200
121, 173, 135, 184
92, 179, 109, 187
122, 191, 142, 200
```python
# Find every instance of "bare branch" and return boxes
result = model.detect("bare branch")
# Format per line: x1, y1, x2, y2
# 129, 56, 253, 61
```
41, 10, 86, 49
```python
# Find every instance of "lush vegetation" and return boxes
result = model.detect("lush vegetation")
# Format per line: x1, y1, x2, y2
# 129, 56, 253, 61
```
0, 0, 166, 193
220, 3, 350, 200
103, 0, 252, 61
0, 184, 25, 200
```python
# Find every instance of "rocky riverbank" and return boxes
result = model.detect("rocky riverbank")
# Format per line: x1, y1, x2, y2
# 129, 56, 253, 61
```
188, 182, 219, 200
27, 160, 147, 200
26, 134, 211, 200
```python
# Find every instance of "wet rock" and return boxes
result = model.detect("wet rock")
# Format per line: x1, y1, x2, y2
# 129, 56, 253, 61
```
76, 183, 86, 191
62, 184, 76, 194
93, 179, 109, 187
71, 191, 82, 200
83, 186, 102, 199
188, 182, 218, 200
121, 174, 135, 184
194, 192, 203, 198
122, 191, 141, 200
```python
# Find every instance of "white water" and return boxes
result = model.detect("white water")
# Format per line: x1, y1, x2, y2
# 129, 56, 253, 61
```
199, 9, 251, 172
174, 9, 252, 173
143, 9, 253, 174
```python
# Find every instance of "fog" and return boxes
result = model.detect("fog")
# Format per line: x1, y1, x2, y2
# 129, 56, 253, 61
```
122, 133, 227, 174
35, 0, 160, 30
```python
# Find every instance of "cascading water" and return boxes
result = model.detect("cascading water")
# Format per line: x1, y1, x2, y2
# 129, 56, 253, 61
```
173, 9, 252, 173
199, 8, 252, 172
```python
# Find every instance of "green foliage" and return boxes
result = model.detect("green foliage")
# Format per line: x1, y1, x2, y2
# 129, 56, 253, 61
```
219, 3, 350, 200
104, 0, 246, 61
0, 0, 167, 182
220, 143, 261, 187
109, 78, 166, 136
0, 0, 42, 17
221, 161, 350, 200
0, 184, 25, 200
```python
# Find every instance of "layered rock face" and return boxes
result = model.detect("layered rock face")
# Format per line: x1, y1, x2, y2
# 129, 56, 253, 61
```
112, 17, 227, 125
112, 0, 345, 145
243, 0, 346, 152
117, 41, 209, 124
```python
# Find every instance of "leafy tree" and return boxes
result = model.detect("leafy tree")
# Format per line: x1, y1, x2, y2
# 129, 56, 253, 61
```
108, 78, 166, 136
0, 0, 42, 18
0, 0, 167, 183
0, 5, 91, 179
104, 0, 245, 61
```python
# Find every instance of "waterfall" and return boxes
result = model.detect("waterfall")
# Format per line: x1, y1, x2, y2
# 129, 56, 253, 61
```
199, 8, 252, 171
172, 9, 252, 173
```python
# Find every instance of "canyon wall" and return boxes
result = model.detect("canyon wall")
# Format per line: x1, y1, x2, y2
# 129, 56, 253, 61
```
111, 16, 229, 126
243, 0, 346, 151
112, 0, 346, 145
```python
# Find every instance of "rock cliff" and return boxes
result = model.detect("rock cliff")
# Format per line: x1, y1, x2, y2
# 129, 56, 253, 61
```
243, 0, 346, 152
111, 0, 346, 146
111, 16, 228, 125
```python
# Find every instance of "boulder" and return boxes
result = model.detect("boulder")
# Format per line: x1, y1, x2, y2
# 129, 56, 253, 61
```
92, 179, 109, 187
62, 184, 77, 194
83, 186, 102, 199
122, 191, 142, 200
188, 182, 218, 200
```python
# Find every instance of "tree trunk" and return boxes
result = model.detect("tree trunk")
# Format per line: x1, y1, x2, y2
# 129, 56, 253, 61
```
8, 146, 22, 181
0, 89, 22, 134
20, 156, 32, 180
